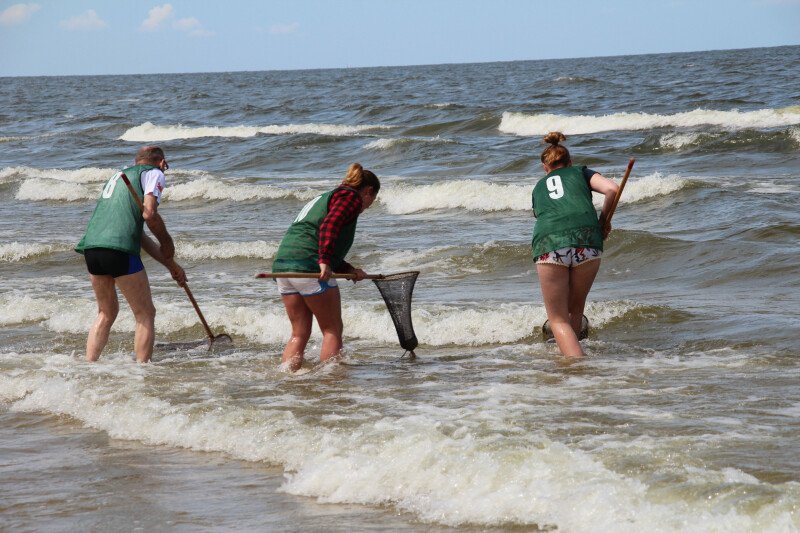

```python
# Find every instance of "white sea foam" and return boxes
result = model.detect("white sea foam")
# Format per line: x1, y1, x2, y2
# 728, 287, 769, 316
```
364, 136, 455, 150
2, 352, 796, 531
659, 132, 703, 149
164, 177, 320, 202
612, 173, 688, 205
0, 242, 72, 262
175, 239, 279, 261
0, 293, 199, 335
120, 121, 390, 142
0, 292, 634, 347
381, 180, 532, 214
379, 174, 685, 214
0, 166, 114, 184
16, 178, 101, 201
499, 107, 800, 135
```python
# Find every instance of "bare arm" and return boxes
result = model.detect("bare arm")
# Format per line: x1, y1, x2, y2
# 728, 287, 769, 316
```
141, 194, 185, 285
589, 173, 619, 239
141, 232, 187, 286
142, 194, 175, 260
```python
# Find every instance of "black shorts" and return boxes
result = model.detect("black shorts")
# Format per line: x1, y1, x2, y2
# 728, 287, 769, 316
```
84, 248, 144, 278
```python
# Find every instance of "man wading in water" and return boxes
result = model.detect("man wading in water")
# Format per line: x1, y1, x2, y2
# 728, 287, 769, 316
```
75, 146, 186, 362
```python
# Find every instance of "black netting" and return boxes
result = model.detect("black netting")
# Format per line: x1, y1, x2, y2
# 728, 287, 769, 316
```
372, 271, 419, 353
542, 314, 589, 342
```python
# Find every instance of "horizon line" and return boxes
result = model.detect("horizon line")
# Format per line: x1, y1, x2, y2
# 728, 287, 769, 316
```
2, 42, 797, 79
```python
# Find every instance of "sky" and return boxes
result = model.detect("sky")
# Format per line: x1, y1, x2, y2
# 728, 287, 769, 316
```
1, 0, 799, 76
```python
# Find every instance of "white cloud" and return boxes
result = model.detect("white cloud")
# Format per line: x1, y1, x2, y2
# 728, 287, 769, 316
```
269, 22, 299, 35
173, 16, 213, 37
173, 16, 199, 31
141, 3, 173, 31
0, 3, 40, 27
59, 9, 107, 31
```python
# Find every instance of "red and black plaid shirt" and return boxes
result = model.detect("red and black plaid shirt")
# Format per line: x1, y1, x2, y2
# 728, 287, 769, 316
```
318, 187, 362, 272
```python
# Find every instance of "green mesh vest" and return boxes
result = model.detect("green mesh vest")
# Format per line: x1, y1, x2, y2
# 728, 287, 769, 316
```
272, 188, 358, 273
531, 165, 603, 258
75, 165, 155, 256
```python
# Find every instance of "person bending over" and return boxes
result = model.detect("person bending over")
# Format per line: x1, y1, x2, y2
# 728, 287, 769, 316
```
75, 146, 186, 363
531, 132, 618, 357
271, 163, 380, 372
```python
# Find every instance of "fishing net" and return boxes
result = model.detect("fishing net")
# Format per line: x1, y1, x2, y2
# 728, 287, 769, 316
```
542, 314, 589, 343
372, 271, 420, 356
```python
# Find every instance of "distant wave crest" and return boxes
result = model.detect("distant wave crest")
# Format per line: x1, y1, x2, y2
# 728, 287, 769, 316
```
364, 136, 456, 150
499, 107, 800, 135
120, 121, 391, 142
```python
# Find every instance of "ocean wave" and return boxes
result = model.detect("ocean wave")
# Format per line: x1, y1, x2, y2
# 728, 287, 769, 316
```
2, 349, 795, 530
553, 76, 603, 84
364, 136, 456, 151
164, 177, 320, 202
120, 121, 391, 142
0, 166, 114, 185
0, 242, 72, 262
381, 180, 532, 213
175, 239, 279, 261
618, 173, 688, 204
0, 292, 633, 347
16, 178, 100, 201
658, 132, 706, 149
498, 107, 800, 135
379, 173, 686, 214
361, 242, 530, 275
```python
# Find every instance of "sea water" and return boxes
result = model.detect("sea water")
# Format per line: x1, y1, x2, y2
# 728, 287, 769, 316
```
1, 46, 799, 531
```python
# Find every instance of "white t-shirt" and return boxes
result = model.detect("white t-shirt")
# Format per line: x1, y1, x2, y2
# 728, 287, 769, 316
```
140, 168, 166, 204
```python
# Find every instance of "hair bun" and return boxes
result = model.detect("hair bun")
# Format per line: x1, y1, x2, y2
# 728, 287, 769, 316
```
543, 131, 566, 146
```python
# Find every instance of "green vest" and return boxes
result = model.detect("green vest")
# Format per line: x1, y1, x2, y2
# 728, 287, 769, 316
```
272, 188, 359, 273
531, 165, 603, 258
75, 165, 155, 256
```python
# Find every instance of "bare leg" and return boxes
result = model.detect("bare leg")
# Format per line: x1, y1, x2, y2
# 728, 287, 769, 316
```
303, 287, 343, 363
568, 259, 601, 335
116, 270, 156, 363
281, 293, 313, 372
86, 274, 119, 361
537, 264, 583, 357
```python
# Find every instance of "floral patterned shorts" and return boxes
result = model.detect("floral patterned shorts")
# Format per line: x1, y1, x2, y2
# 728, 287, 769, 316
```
535, 247, 602, 267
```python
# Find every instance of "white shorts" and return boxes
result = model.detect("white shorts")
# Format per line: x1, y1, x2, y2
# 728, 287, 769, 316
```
276, 277, 338, 296
535, 247, 602, 267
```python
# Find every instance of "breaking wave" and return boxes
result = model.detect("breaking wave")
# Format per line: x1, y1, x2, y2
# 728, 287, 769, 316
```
380, 174, 688, 214
120, 121, 392, 142
499, 107, 800, 135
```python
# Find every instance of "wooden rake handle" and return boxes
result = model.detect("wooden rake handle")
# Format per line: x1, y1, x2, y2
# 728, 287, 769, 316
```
604, 158, 635, 230
181, 284, 216, 340
256, 272, 385, 280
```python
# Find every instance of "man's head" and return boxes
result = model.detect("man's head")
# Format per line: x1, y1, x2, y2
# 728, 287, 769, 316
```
135, 146, 168, 171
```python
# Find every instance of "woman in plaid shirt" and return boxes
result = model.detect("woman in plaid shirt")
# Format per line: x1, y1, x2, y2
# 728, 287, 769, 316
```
272, 163, 380, 372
